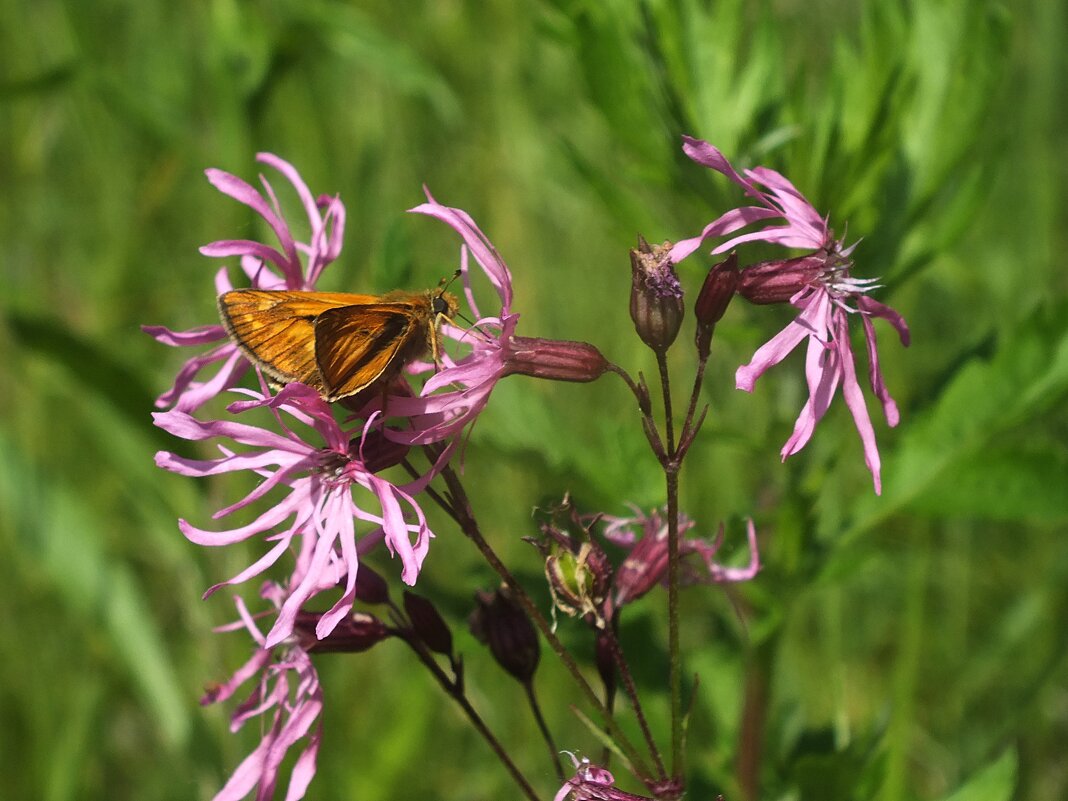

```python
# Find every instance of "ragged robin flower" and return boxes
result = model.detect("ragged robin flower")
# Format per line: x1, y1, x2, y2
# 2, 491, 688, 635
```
670, 136, 910, 493
598, 505, 760, 619
554, 755, 656, 801
153, 382, 448, 648
144, 153, 344, 412
202, 584, 324, 801
384, 191, 609, 445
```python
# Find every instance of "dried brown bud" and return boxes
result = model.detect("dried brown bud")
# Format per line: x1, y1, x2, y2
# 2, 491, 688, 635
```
469, 585, 540, 683
737, 254, 824, 305
629, 236, 684, 353
503, 336, 609, 383
694, 252, 739, 358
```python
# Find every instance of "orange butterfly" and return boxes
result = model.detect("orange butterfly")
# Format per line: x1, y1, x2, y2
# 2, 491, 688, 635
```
218, 286, 460, 402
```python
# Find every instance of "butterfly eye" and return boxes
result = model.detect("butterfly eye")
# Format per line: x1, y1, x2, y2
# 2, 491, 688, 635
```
432, 295, 451, 317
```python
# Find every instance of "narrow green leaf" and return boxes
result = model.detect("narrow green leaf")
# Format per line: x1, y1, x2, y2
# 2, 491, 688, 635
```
845, 303, 1068, 538
938, 749, 1017, 801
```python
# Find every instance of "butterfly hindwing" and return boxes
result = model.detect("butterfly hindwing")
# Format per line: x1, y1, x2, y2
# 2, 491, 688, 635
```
313, 304, 421, 400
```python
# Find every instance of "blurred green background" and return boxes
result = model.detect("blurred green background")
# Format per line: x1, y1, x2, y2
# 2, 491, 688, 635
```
2, 0, 1066, 799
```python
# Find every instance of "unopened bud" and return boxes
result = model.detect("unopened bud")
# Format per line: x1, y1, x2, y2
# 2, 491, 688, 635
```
353, 428, 410, 473
296, 611, 393, 653
595, 629, 617, 701
403, 591, 453, 656
630, 236, 684, 353
694, 252, 739, 359
353, 564, 390, 605
469, 586, 540, 683
503, 337, 608, 383
737, 254, 824, 305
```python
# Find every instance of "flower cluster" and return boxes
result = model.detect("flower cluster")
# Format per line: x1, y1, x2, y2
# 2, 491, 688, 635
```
199, 586, 324, 801
671, 136, 910, 493
150, 157, 614, 799
151, 138, 908, 801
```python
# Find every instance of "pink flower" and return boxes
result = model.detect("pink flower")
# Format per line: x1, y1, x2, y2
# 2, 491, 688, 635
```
385, 192, 607, 445
154, 382, 446, 647
670, 136, 910, 493
145, 154, 345, 412
203, 587, 323, 801
599, 506, 760, 615
554, 756, 654, 801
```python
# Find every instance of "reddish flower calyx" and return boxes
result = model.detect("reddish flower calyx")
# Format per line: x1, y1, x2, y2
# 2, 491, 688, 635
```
352, 564, 390, 605
694, 251, 739, 358
296, 611, 393, 653
351, 428, 411, 474
737, 254, 826, 304
503, 337, 608, 383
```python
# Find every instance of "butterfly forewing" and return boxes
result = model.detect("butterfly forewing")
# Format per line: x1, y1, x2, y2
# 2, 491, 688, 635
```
313, 305, 420, 400
218, 287, 458, 403
218, 290, 381, 389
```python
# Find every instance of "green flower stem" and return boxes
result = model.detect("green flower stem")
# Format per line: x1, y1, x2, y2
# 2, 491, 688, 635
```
390, 603, 540, 801
665, 466, 682, 779
655, 350, 683, 780
524, 682, 566, 784
434, 461, 656, 783
602, 617, 667, 782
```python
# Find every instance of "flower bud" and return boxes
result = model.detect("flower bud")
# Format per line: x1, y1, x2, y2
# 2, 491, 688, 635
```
353, 428, 411, 473
737, 254, 825, 305
595, 628, 617, 701
503, 337, 609, 383
694, 252, 739, 359
353, 564, 390, 605
403, 591, 453, 656
629, 236, 684, 353
296, 611, 393, 653
469, 585, 540, 684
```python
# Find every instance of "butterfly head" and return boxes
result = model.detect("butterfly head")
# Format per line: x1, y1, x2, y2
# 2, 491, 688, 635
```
432, 290, 460, 321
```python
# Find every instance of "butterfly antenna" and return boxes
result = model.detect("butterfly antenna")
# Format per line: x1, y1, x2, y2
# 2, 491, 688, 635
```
437, 269, 462, 296
437, 269, 490, 341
